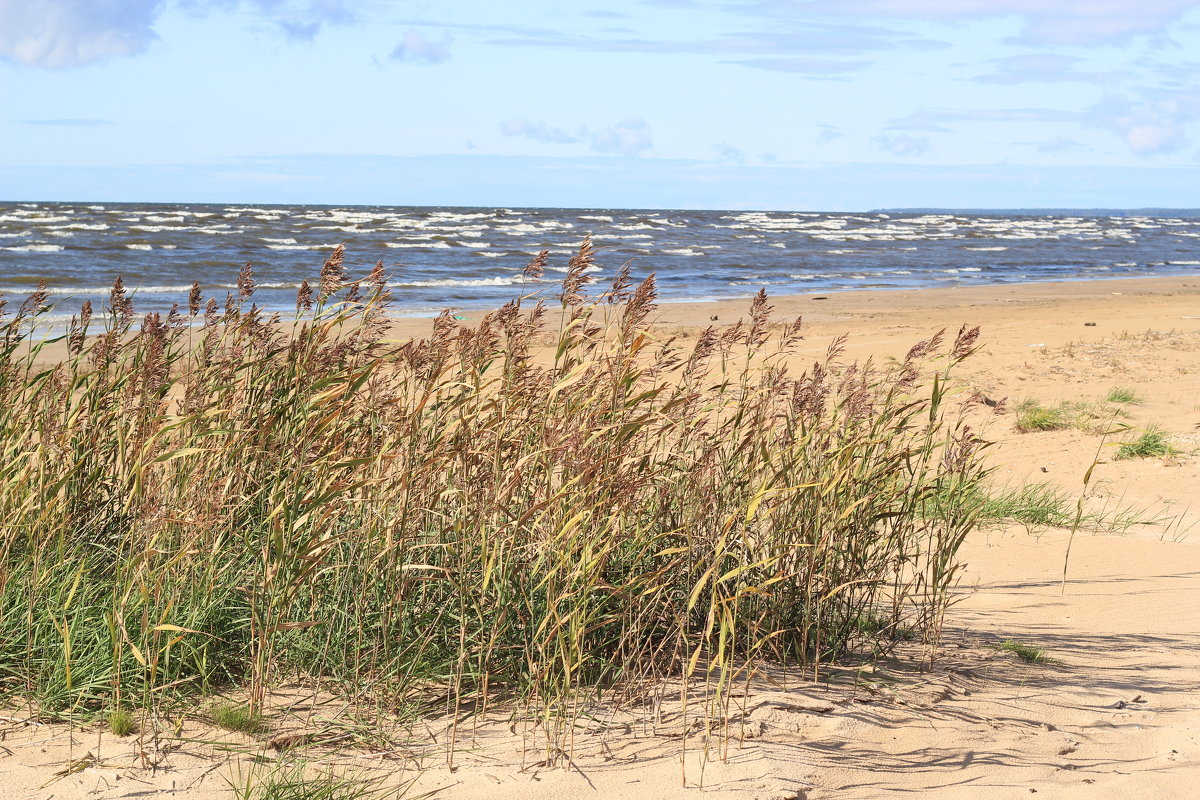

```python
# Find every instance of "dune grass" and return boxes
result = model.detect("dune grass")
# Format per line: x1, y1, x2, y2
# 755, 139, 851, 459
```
995, 640, 1048, 664
0, 241, 990, 753
1116, 426, 1179, 460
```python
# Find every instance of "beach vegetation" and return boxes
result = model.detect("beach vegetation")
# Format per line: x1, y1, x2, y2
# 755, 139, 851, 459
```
230, 764, 389, 800
1105, 386, 1142, 405
1115, 427, 1179, 460
995, 640, 1048, 664
212, 703, 268, 736
108, 707, 135, 736
0, 241, 989, 755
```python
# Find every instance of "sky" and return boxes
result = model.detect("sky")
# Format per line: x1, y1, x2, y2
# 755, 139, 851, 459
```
3, 0, 1200, 209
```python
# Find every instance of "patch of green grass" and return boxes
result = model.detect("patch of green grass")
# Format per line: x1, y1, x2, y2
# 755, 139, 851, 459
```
1015, 397, 1126, 435
231, 766, 387, 800
1116, 427, 1179, 460
212, 703, 268, 736
108, 708, 135, 737
1014, 400, 1075, 432
995, 640, 1048, 664
1105, 386, 1142, 405
980, 483, 1074, 529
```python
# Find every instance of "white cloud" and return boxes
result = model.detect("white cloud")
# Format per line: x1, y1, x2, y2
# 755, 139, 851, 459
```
0, 0, 354, 68
1091, 92, 1199, 155
872, 134, 930, 156
500, 119, 581, 144
0, 0, 164, 69
389, 30, 452, 65
589, 118, 653, 156
712, 142, 746, 163
793, 0, 1198, 44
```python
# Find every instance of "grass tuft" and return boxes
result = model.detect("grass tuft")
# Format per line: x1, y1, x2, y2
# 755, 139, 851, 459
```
109, 708, 135, 737
231, 765, 387, 800
995, 640, 1048, 664
212, 704, 268, 736
1105, 386, 1142, 405
1116, 427, 1179, 460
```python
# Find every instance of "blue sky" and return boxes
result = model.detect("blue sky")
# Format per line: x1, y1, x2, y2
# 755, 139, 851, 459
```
3, 0, 1200, 209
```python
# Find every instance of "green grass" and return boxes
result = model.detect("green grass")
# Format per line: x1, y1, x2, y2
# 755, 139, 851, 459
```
1105, 386, 1142, 405
995, 640, 1048, 664
211, 703, 268, 736
0, 242, 991, 756
1014, 400, 1077, 432
980, 483, 1075, 528
108, 708, 135, 737
1116, 427, 1179, 460
231, 765, 388, 800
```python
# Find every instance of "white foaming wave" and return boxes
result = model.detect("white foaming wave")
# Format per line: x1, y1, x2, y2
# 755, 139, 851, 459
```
225, 207, 280, 214
126, 244, 153, 250
458, 242, 492, 249
578, 215, 613, 222
769, 242, 787, 248
386, 241, 453, 249
45, 231, 74, 237
0, 232, 30, 238
663, 247, 704, 256
397, 276, 519, 288
498, 221, 576, 234
262, 237, 298, 244
965, 246, 1008, 251
4, 244, 63, 252
266, 243, 336, 250
547, 265, 602, 274
1168, 260, 1200, 265
39, 284, 194, 296
131, 225, 189, 233
144, 215, 186, 223
429, 211, 492, 221
1171, 232, 1200, 238
60, 223, 110, 231
161, 245, 177, 249
22, 215, 72, 224
476, 251, 506, 258
610, 223, 657, 231
825, 249, 852, 254
195, 227, 242, 235
87, 205, 105, 211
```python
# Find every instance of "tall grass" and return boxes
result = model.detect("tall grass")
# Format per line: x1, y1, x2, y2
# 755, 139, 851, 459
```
0, 241, 988, 754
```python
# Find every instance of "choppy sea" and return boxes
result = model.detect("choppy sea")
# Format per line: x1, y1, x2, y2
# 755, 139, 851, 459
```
2, 202, 1198, 326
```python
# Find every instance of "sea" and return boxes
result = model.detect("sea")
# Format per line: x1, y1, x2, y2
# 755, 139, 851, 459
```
2, 202, 1198, 327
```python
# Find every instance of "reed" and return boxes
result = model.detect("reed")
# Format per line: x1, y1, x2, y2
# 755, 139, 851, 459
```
0, 242, 988, 756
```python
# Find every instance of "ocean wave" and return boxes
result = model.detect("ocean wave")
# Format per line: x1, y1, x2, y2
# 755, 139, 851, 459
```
965, 246, 1008, 251
4, 244, 63, 252
386, 241, 452, 249
266, 243, 335, 250
396, 277, 520, 288
125, 244, 154, 250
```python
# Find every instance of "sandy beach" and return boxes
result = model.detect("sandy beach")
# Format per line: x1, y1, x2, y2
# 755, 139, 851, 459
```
4, 276, 1199, 799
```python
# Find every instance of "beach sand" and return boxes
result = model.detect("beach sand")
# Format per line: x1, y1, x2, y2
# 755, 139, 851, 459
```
4, 276, 1199, 799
